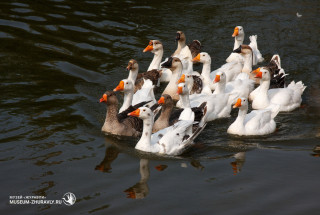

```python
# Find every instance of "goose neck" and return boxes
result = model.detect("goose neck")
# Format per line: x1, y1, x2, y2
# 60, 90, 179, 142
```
128, 68, 138, 84
148, 49, 163, 71
135, 117, 153, 149
242, 53, 253, 74
179, 94, 191, 108
120, 91, 133, 112
234, 35, 244, 50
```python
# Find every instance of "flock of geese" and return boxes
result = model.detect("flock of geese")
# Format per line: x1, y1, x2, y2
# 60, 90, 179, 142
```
99, 26, 306, 156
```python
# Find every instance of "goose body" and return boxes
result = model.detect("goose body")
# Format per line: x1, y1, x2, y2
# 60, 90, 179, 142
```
129, 107, 205, 156
249, 55, 288, 101
226, 26, 264, 65
250, 68, 306, 112
227, 98, 279, 136
99, 91, 146, 137
193, 52, 242, 91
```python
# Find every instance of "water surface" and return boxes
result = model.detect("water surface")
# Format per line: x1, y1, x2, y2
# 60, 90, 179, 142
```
1, 0, 320, 214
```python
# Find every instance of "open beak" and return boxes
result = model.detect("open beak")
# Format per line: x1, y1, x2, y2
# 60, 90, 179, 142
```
214, 74, 220, 83
99, 94, 107, 103
128, 108, 140, 117
178, 74, 185, 84
233, 98, 242, 108
143, 41, 153, 52
192, 53, 200, 62
177, 86, 183, 94
113, 81, 124, 91
232, 27, 239, 37
158, 96, 165, 104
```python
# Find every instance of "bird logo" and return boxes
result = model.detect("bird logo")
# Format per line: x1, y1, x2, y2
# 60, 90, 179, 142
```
62, 192, 76, 206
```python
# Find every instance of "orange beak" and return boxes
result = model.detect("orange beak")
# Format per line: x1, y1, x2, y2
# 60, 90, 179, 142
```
143, 41, 153, 52
158, 96, 165, 104
192, 53, 200, 62
232, 27, 239, 37
214, 74, 220, 83
178, 74, 185, 84
128, 108, 140, 117
251, 67, 260, 74
255, 71, 263, 79
99, 94, 107, 103
177, 86, 183, 94
113, 81, 124, 91
233, 98, 242, 108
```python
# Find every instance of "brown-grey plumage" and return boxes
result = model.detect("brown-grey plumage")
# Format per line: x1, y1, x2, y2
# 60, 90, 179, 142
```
265, 56, 286, 89
191, 75, 203, 94
126, 59, 162, 93
100, 91, 146, 137
188, 40, 202, 59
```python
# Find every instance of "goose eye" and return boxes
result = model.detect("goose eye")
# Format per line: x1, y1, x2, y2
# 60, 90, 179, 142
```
143, 109, 146, 112
126, 82, 128, 84
203, 54, 205, 56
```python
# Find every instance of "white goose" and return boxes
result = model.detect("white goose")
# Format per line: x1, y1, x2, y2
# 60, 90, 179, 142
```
176, 76, 238, 122
250, 67, 306, 112
177, 74, 211, 95
114, 79, 156, 113
226, 26, 245, 63
226, 26, 264, 65
128, 107, 203, 156
192, 52, 242, 90
227, 98, 280, 136
213, 71, 255, 99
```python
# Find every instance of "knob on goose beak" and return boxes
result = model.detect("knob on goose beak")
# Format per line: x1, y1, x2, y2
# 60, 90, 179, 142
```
233, 98, 242, 108
113, 81, 124, 92
232, 27, 239, 37
254, 68, 263, 78
158, 96, 165, 104
178, 74, 185, 84
99, 94, 107, 103
214, 75, 220, 83
192, 53, 200, 62
128, 108, 140, 117
143, 41, 153, 52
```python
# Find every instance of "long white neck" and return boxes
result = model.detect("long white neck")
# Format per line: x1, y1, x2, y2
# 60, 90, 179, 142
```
258, 78, 270, 96
233, 106, 247, 132
174, 40, 186, 56
135, 117, 153, 151
234, 34, 244, 50
120, 91, 133, 113
201, 62, 211, 80
242, 53, 253, 74
128, 68, 138, 84
179, 93, 191, 108
213, 80, 226, 95
148, 49, 163, 71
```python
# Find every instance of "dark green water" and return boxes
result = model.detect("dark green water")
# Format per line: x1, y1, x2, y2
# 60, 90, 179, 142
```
1, 0, 319, 214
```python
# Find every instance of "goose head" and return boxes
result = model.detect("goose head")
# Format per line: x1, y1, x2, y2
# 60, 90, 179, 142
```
177, 82, 189, 95
126, 59, 139, 71
192, 52, 211, 64
143, 40, 163, 53
177, 74, 192, 84
99, 91, 118, 105
232, 26, 244, 38
252, 67, 271, 81
175, 31, 186, 42
128, 107, 154, 120
213, 71, 227, 84
161, 57, 182, 71
233, 45, 252, 56
233, 97, 248, 109
158, 94, 174, 107
113, 79, 133, 93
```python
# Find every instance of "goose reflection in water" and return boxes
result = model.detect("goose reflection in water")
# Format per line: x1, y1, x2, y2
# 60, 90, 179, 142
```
124, 159, 150, 199
230, 152, 246, 175
95, 146, 120, 173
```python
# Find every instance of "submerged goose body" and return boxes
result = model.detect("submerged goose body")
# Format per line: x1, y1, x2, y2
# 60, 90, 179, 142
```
227, 98, 279, 136
99, 91, 147, 137
250, 68, 306, 112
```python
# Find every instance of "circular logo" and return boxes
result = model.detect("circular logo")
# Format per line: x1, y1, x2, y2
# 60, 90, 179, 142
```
62, 192, 76, 206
